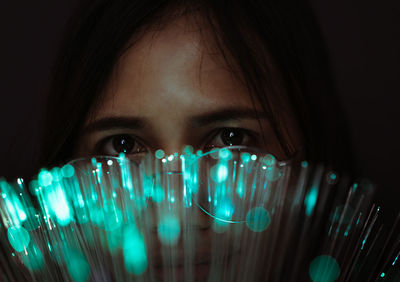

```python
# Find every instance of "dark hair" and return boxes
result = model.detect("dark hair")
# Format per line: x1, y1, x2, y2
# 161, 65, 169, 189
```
39, 0, 354, 174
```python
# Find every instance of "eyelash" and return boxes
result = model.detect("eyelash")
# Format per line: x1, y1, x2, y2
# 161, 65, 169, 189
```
94, 128, 260, 156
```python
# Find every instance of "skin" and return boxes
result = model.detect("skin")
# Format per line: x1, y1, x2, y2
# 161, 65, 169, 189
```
74, 16, 301, 160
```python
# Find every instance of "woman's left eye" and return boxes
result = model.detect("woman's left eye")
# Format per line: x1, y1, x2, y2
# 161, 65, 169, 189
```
203, 128, 259, 151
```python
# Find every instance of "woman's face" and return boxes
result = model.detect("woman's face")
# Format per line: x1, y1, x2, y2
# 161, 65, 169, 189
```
75, 16, 298, 161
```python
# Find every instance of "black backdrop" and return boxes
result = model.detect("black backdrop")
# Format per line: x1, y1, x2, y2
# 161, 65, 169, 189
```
0, 1, 399, 220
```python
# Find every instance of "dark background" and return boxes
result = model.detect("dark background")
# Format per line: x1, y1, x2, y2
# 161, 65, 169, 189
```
0, 2, 399, 219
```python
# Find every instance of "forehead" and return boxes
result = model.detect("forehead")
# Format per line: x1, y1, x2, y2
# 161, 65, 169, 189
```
89, 16, 256, 121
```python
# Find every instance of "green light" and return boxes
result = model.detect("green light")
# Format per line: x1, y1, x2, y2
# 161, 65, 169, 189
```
106, 229, 122, 253
215, 199, 235, 222
21, 243, 44, 271
301, 161, 308, 168
158, 214, 181, 246
183, 145, 194, 155
246, 207, 270, 232
241, 153, 251, 163
152, 185, 165, 203
123, 224, 148, 275
61, 164, 75, 178
66, 250, 90, 282
47, 185, 72, 226
155, 149, 165, 159
38, 170, 53, 187
309, 255, 340, 282
251, 154, 257, 161
103, 204, 123, 231
219, 148, 232, 160
380, 272, 385, 278
212, 218, 229, 233
23, 207, 41, 231
327, 172, 338, 184
210, 164, 228, 183
305, 186, 318, 216
7, 226, 30, 252
265, 167, 281, 181
262, 154, 277, 166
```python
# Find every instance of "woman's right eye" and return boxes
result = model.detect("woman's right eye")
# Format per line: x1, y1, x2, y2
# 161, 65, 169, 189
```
95, 134, 147, 156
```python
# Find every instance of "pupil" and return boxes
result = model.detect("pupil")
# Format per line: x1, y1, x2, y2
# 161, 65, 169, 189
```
222, 129, 244, 146
112, 135, 135, 153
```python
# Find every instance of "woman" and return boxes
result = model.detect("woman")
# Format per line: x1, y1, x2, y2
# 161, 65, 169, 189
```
4, 2, 395, 281
38, 0, 353, 174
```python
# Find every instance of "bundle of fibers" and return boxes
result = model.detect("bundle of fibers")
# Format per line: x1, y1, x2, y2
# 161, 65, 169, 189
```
0, 146, 399, 281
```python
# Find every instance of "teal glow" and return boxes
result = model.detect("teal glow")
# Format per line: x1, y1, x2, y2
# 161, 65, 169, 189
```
393, 254, 399, 265
219, 148, 232, 160
210, 164, 228, 183
301, 161, 309, 168
183, 145, 194, 155
7, 226, 30, 252
327, 172, 338, 184
123, 225, 148, 275
330, 206, 354, 225
61, 164, 75, 178
265, 167, 281, 181
251, 154, 257, 161
215, 199, 235, 221
157, 214, 181, 246
212, 218, 229, 233
38, 170, 53, 187
106, 230, 122, 253
155, 149, 165, 159
5, 197, 27, 225
246, 207, 271, 232
305, 186, 318, 216
21, 243, 44, 271
152, 185, 165, 203
262, 154, 276, 166
66, 250, 90, 282
241, 153, 251, 163
47, 186, 72, 226
103, 204, 123, 231
380, 272, 385, 278
23, 207, 41, 231
309, 255, 340, 282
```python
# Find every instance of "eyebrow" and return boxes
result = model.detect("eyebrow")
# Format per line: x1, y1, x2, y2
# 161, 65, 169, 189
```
189, 107, 268, 127
81, 107, 268, 135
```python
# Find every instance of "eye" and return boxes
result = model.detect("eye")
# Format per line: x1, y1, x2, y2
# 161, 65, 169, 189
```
94, 134, 147, 156
203, 128, 259, 151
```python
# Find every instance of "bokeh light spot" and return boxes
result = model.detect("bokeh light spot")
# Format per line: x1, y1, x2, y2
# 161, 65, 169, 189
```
38, 170, 53, 187
7, 226, 30, 252
241, 153, 251, 163
210, 164, 228, 183
158, 215, 181, 246
61, 164, 75, 178
155, 149, 165, 159
67, 250, 90, 282
246, 207, 271, 232
309, 255, 340, 282
123, 225, 148, 275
